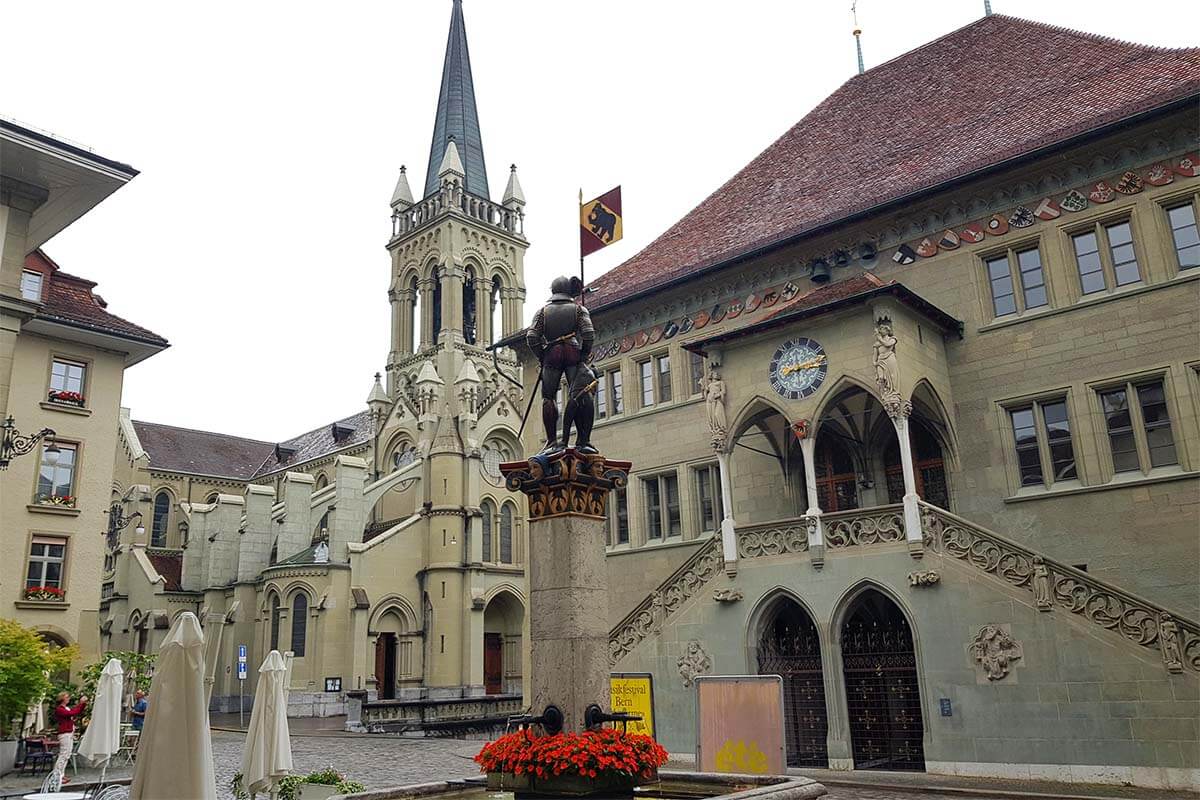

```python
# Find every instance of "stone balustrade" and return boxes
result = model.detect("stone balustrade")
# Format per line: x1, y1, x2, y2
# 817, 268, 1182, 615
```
822, 504, 905, 549
359, 693, 524, 734
392, 186, 524, 238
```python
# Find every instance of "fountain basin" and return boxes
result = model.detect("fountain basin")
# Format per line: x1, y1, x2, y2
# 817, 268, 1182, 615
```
332, 770, 826, 800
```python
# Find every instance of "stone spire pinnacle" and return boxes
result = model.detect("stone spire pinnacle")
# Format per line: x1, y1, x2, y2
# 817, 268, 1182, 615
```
438, 139, 466, 180
391, 165, 414, 208
502, 164, 525, 207
424, 0, 489, 200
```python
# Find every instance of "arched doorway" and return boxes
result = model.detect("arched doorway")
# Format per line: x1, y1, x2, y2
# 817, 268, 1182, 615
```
840, 589, 924, 771
374, 605, 417, 701
755, 597, 828, 767
482, 591, 524, 695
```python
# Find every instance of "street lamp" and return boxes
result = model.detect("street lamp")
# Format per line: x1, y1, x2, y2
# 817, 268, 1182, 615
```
0, 416, 56, 470
108, 502, 144, 548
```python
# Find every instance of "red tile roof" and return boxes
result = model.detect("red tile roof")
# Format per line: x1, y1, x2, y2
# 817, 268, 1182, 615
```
586, 15, 1200, 310
146, 552, 182, 592
25, 250, 168, 347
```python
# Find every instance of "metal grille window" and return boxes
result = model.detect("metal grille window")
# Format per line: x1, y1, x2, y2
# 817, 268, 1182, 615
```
694, 464, 723, 533
1099, 379, 1178, 474
643, 473, 680, 540
1071, 221, 1141, 294
1167, 202, 1200, 269
1007, 398, 1076, 488
27, 536, 67, 589
36, 442, 77, 504
607, 486, 629, 545
291, 594, 308, 657
984, 245, 1046, 317
21, 270, 43, 302
690, 351, 706, 395
151, 492, 171, 547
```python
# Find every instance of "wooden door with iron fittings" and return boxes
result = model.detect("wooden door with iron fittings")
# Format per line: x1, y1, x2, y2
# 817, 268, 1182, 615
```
484, 633, 504, 694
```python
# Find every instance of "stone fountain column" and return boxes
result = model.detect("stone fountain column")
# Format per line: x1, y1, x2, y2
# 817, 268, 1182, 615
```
501, 448, 631, 733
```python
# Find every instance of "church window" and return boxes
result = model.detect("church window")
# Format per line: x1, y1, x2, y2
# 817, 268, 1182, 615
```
1098, 379, 1177, 474
481, 499, 495, 561
499, 504, 514, 564
491, 276, 503, 342
432, 270, 443, 345
411, 276, 421, 350
291, 593, 308, 656
1166, 202, 1199, 269
270, 595, 281, 650
464, 268, 477, 345
151, 491, 171, 547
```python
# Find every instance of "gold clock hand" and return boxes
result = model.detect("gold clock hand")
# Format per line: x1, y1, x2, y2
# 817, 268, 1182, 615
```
780, 355, 827, 376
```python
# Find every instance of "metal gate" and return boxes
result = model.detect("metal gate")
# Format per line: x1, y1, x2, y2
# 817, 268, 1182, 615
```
756, 601, 828, 767
841, 593, 925, 771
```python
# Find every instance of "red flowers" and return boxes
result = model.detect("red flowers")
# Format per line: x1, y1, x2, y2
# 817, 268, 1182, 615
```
48, 390, 85, 406
476, 728, 668, 780
24, 585, 66, 601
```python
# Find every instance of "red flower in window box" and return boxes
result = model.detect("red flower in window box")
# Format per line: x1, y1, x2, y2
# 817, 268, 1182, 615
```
24, 585, 66, 601
476, 728, 667, 796
48, 390, 85, 407
35, 493, 76, 507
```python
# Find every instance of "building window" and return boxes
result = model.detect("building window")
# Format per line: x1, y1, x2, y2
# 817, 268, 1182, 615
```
26, 535, 67, 590
499, 504, 514, 564
47, 358, 87, 406
689, 351, 706, 396
656, 355, 672, 403
480, 499, 495, 561
1166, 202, 1199, 270
643, 473, 680, 540
270, 595, 281, 650
694, 464, 723, 533
21, 270, 43, 302
607, 486, 629, 545
639, 360, 654, 408
151, 492, 171, 547
607, 369, 623, 416
36, 441, 77, 506
596, 375, 608, 419
1099, 379, 1178, 474
291, 594, 307, 657
1008, 399, 1077, 488
815, 436, 858, 512
984, 245, 1046, 317
1071, 221, 1141, 295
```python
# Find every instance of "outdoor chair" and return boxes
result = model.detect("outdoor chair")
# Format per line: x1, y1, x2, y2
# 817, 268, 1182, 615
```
20, 737, 54, 774
41, 769, 63, 793
90, 785, 130, 800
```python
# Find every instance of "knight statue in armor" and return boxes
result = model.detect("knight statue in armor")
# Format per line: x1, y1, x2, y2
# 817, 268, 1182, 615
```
527, 276, 598, 455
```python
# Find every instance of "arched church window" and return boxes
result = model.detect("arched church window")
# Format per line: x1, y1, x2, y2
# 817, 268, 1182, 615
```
151, 491, 171, 547
314, 473, 329, 491
480, 499, 496, 561
432, 268, 443, 345
270, 594, 281, 650
291, 593, 308, 656
491, 276, 503, 342
393, 445, 417, 470
464, 267, 478, 345
500, 503, 514, 564
480, 439, 510, 487
410, 276, 421, 351
815, 434, 859, 512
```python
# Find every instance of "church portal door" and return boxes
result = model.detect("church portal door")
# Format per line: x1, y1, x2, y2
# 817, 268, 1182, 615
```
756, 598, 828, 767
376, 633, 397, 700
840, 590, 925, 770
484, 633, 504, 694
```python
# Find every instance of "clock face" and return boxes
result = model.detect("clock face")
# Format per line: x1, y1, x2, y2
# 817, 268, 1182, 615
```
769, 338, 828, 400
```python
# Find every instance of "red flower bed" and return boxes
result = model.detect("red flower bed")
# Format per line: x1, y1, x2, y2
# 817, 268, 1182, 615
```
476, 728, 667, 781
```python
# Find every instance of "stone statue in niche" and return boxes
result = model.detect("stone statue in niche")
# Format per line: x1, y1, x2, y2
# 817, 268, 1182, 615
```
704, 369, 728, 446
677, 640, 712, 687
1158, 613, 1184, 674
970, 624, 1023, 680
1032, 556, 1053, 611
873, 317, 903, 414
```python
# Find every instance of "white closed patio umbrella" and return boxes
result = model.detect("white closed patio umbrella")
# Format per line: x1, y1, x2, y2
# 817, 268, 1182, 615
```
78, 657, 124, 782
130, 612, 217, 800
240, 650, 293, 798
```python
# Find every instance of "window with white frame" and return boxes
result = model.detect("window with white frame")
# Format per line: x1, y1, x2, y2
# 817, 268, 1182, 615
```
1070, 219, 1141, 295
1007, 398, 1077, 488
1098, 379, 1178, 474
36, 441, 77, 505
1166, 201, 1199, 270
984, 244, 1047, 317
26, 535, 67, 590
21, 270, 44, 302
694, 463, 723, 533
48, 358, 87, 406
643, 472, 681, 540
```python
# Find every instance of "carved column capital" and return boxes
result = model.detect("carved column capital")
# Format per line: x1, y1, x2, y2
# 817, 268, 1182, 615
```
500, 449, 631, 521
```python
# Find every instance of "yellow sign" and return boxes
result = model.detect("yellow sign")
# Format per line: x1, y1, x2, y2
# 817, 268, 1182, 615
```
610, 673, 655, 738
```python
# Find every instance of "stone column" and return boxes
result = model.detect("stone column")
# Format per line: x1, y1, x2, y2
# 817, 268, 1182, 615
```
501, 450, 631, 733
889, 409, 924, 557
798, 435, 825, 567
440, 262, 465, 343
716, 450, 738, 574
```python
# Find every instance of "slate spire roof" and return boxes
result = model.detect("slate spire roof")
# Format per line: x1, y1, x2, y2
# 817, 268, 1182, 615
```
585, 14, 1200, 311
424, 0, 489, 200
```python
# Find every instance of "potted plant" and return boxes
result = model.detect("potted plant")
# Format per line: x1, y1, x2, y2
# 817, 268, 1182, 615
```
232, 768, 365, 800
35, 493, 76, 508
476, 728, 668, 797
23, 586, 66, 602
0, 619, 77, 774
47, 390, 85, 407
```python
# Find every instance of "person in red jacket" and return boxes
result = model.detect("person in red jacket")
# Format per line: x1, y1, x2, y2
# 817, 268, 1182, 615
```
52, 691, 87, 783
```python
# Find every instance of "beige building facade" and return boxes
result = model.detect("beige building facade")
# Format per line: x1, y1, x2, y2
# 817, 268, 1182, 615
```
1, 119, 167, 674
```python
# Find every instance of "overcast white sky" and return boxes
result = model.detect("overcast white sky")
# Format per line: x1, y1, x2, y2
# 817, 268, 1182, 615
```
5, 1, 1194, 441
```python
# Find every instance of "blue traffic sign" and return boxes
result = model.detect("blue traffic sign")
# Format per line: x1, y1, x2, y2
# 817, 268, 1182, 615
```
238, 644, 247, 662
237, 664, 248, 680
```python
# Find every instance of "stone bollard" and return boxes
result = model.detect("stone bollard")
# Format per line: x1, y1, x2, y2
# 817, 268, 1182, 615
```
501, 448, 631, 734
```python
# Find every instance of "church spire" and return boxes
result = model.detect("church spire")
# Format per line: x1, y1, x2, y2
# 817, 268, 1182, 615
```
424, 0, 489, 200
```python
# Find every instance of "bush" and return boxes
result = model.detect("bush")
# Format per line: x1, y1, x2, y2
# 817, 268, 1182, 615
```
0, 619, 77, 739
232, 768, 365, 799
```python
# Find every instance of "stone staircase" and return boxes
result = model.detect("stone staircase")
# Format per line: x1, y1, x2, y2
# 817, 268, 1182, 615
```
609, 501, 1200, 675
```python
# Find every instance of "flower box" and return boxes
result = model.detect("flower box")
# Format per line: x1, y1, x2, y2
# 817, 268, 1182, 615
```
35, 494, 75, 508
24, 586, 66, 602
477, 729, 666, 798
47, 390, 85, 407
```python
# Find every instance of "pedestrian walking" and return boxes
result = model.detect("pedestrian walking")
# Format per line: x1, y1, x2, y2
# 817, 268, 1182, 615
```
53, 691, 88, 783
130, 689, 148, 731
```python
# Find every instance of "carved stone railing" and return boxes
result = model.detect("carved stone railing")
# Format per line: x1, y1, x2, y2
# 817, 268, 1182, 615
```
361, 693, 524, 733
921, 502, 1200, 675
609, 537, 723, 664
392, 186, 524, 238
737, 520, 809, 558
824, 504, 905, 549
